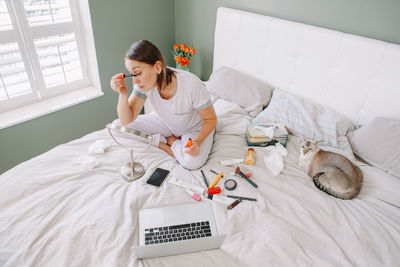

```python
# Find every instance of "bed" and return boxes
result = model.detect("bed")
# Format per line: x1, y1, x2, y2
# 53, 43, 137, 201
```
1, 7, 400, 267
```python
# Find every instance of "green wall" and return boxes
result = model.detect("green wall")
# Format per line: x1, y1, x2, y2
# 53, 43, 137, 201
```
1, 0, 399, 173
0, 0, 175, 174
175, 0, 400, 80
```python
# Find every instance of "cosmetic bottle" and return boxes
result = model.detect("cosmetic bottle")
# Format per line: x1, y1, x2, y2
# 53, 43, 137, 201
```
245, 148, 255, 165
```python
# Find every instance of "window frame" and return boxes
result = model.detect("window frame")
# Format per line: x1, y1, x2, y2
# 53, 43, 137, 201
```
0, 0, 96, 113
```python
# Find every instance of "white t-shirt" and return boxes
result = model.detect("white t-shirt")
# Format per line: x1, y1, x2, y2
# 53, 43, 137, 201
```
133, 69, 211, 136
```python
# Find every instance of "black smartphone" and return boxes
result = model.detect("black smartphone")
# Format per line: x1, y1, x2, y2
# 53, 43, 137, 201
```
146, 168, 170, 187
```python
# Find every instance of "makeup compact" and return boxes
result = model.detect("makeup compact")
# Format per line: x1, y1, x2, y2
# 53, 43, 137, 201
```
224, 179, 237, 190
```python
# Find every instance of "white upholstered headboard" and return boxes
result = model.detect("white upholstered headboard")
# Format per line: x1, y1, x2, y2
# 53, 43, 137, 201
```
213, 7, 400, 126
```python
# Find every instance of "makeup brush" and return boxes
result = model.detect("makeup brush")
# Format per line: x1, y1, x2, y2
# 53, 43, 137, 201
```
235, 166, 258, 188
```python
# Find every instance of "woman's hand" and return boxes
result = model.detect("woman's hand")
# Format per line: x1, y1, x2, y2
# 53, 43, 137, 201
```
185, 140, 200, 156
110, 73, 128, 95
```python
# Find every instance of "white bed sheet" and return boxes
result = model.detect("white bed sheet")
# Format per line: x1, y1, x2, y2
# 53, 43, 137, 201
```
1, 99, 400, 267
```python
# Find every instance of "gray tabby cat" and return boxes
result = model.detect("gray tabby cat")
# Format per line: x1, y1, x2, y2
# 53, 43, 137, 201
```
298, 139, 362, 200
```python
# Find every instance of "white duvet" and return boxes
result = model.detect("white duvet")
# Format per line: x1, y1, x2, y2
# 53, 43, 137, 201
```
1, 99, 400, 267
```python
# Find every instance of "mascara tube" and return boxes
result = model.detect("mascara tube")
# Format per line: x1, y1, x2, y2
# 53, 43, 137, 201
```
119, 73, 135, 79
208, 172, 223, 189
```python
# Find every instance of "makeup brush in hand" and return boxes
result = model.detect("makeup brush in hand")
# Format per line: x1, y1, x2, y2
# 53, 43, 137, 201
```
235, 166, 258, 188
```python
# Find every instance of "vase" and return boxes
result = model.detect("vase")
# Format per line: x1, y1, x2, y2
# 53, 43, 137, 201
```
175, 63, 189, 72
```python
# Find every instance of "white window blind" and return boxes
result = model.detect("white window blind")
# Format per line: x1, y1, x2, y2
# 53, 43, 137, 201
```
0, 0, 89, 112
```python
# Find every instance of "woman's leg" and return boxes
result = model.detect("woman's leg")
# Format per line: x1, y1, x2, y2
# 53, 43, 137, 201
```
170, 130, 215, 170
112, 116, 215, 168
112, 113, 173, 147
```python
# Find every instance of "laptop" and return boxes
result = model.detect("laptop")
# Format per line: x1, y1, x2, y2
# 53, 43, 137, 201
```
133, 202, 226, 259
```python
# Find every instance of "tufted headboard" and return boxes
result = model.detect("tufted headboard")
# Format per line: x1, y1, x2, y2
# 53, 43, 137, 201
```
213, 7, 400, 126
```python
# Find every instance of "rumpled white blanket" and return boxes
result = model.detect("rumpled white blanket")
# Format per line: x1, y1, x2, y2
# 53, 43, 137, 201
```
1, 98, 400, 267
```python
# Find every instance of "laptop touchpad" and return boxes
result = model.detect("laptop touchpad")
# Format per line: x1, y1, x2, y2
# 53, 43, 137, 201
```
164, 206, 189, 225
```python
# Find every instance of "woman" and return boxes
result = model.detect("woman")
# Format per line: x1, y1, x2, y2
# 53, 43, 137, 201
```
110, 40, 217, 170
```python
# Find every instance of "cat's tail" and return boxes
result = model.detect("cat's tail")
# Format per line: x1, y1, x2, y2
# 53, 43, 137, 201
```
312, 172, 354, 200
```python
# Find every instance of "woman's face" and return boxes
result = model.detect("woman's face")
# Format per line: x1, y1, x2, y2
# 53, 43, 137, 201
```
124, 59, 160, 91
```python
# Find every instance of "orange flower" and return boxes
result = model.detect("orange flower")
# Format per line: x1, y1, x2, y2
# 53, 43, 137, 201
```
171, 43, 195, 69
179, 57, 190, 66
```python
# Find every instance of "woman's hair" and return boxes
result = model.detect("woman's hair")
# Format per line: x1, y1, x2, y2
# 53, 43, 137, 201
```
125, 40, 174, 91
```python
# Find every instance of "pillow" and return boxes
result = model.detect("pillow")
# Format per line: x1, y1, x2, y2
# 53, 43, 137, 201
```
348, 117, 400, 178
252, 89, 355, 152
213, 98, 251, 136
204, 66, 274, 117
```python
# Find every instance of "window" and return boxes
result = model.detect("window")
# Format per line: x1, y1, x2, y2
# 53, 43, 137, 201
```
0, 0, 100, 118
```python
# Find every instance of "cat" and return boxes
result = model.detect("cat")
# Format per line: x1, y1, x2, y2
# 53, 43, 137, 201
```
298, 138, 362, 200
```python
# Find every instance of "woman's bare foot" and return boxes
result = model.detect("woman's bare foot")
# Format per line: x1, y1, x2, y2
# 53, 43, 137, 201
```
158, 142, 175, 158
166, 135, 181, 146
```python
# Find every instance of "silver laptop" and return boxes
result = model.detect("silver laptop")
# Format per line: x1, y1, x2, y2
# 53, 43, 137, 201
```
133, 202, 226, 259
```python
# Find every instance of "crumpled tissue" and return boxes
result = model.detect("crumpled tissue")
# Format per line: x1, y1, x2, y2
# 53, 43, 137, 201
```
254, 125, 275, 139
76, 155, 100, 170
88, 140, 113, 154
263, 142, 288, 176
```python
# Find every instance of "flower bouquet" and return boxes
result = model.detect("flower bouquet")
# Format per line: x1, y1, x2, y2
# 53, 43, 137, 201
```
171, 43, 195, 71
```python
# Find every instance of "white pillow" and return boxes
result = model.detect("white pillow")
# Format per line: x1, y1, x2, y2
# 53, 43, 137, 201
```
213, 98, 251, 136
348, 117, 400, 178
253, 89, 355, 153
204, 66, 274, 117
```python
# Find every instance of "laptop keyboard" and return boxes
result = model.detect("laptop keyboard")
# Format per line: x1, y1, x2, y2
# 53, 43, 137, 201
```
144, 221, 211, 245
